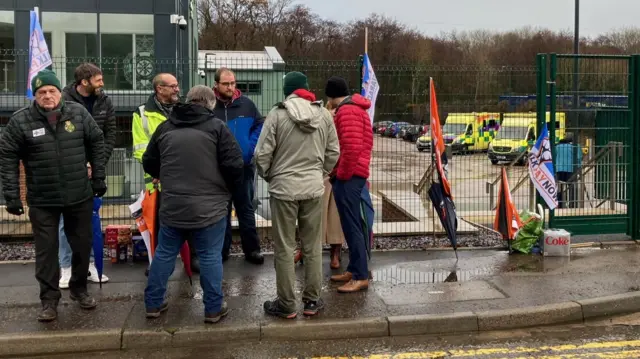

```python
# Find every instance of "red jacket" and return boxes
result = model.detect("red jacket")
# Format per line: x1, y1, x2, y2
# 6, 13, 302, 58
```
333, 94, 373, 180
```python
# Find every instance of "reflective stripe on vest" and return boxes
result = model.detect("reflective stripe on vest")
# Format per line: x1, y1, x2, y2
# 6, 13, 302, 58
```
139, 105, 151, 138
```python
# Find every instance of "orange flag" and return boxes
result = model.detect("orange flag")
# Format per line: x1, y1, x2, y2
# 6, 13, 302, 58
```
429, 78, 452, 198
494, 167, 523, 241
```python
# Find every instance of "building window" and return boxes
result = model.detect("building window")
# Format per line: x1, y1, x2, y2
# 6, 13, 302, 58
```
42, 12, 97, 85
0, 11, 15, 93
65, 33, 98, 84
237, 81, 261, 95
100, 14, 154, 92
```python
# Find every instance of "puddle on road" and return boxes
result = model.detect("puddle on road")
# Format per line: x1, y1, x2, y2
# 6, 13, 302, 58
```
371, 254, 574, 285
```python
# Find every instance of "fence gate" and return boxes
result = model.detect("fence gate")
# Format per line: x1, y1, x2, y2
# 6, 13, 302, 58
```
537, 53, 640, 236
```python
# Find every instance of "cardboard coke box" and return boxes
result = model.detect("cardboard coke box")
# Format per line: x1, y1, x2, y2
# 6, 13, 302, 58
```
105, 225, 132, 263
542, 229, 571, 257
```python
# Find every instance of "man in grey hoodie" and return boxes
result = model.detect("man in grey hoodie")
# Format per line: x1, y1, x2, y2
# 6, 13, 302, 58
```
254, 72, 340, 319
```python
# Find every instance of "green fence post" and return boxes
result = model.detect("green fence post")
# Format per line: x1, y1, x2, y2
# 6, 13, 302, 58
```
630, 55, 640, 238
549, 53, 557, 227
534, 53, 547, 213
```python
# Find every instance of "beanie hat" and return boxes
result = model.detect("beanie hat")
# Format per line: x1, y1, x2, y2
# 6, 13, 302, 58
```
31, 69, 62, 94
283, 71, 309, 97
325, 76, 349, 98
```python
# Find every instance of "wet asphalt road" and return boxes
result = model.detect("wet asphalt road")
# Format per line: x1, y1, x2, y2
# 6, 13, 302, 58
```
19, 313, 640, 358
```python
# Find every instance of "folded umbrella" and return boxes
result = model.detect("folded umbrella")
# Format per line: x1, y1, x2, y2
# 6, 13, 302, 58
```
91, 197, 104, 288
179, 241, 193, 286
360, 182, 375, 260
428, 182, 458, 259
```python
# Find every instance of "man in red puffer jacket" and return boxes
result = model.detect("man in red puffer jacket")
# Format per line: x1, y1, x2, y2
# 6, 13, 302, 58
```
325, 76, 373, 293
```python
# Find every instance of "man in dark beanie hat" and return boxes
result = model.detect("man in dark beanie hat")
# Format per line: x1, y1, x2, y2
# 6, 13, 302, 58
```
324, 76, 373, 294
0, 69, 107, 322
255, 72, 339, 318
283, 71, 309, 97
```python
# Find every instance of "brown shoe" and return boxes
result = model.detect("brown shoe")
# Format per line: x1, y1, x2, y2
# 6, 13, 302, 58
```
330, 245, 341, 269
337, 279, 369, 293
330, 271, 352, 282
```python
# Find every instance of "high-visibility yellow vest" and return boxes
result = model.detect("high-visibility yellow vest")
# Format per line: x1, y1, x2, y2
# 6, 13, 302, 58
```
132, 105, 167, 191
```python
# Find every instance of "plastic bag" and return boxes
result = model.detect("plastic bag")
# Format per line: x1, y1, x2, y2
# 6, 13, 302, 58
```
511, 210, 543, 254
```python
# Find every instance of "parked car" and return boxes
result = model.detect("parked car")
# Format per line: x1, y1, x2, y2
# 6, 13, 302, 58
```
384, 122, 410, 138
402, 125, 424, 142
373, 120, 393, 134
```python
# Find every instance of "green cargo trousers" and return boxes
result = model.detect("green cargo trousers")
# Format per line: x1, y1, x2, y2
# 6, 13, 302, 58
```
270, 196, 323, 313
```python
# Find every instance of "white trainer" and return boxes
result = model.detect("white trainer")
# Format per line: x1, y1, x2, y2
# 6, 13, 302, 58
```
88, 262, 109, 283
59, 267, 71, 289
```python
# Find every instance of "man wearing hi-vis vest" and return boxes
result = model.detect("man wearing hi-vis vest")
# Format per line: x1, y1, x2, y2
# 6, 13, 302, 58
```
132, 73, 199, 272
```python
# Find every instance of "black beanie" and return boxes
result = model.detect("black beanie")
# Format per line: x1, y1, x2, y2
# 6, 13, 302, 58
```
325, 76, 349, 98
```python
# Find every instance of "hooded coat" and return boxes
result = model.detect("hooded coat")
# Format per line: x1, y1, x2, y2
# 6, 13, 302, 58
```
254, 93, 340, 202
142, 102, 244, 229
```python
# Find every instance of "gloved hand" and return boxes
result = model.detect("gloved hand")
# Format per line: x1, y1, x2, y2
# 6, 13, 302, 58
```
6, 199, 24, 216
92, 179, 107, 197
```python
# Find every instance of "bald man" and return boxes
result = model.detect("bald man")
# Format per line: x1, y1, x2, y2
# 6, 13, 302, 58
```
132, 74, 199, 274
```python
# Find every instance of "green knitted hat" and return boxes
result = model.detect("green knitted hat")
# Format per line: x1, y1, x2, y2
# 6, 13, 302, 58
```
283, 71, 309, 97
32, 69, 62, 94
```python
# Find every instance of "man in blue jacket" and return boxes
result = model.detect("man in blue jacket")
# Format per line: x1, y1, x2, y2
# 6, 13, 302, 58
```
213, 68, 264, 264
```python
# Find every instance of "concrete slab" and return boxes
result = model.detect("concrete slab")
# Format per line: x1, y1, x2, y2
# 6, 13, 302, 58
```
477, 302, 584, 331
261, 317, 389, 341
0, 329, 122, 358
0, 301, 135, 334
388, 312, 478, 336
376, 281, 505, 306
577, 291, 640, 319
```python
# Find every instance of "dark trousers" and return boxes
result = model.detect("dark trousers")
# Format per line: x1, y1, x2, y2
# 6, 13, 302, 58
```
30, 199, 93, 306
223, 165, 260, 257
332, 176, 368, 281
557, 171, 573, 208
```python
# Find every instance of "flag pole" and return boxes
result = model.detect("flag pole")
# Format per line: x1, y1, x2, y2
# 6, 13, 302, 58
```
429, 78, 436, 246
364, 27, 368, 54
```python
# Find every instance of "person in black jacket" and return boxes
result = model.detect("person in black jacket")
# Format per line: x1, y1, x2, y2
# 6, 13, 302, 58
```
142, 85, 243, 323
0, 69, 107, 322
58, 63, 116, 288
213, 68, 264, 264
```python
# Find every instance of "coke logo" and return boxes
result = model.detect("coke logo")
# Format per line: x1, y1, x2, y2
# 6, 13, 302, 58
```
545, 237, 569, 246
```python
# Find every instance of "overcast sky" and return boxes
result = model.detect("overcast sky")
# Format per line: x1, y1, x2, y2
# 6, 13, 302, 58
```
295, 0, 638, 38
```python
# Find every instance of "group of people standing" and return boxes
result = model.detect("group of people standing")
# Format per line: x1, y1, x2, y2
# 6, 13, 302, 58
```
0, 63, 373, 323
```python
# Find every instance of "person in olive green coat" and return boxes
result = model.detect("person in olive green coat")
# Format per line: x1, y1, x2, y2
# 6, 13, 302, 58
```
254, 72, 340, 319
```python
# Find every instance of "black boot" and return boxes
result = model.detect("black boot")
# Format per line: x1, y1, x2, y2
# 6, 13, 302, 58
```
37, 302, 58, 322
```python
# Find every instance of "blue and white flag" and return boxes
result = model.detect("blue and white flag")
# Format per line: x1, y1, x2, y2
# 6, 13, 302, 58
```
26, 9, 52, 99
361, 53, 379, 124
528, 123, 558, 210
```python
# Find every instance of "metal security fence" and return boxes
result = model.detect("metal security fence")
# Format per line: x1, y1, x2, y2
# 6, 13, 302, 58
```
2, 50, 636, 239
539, 53, 635, 235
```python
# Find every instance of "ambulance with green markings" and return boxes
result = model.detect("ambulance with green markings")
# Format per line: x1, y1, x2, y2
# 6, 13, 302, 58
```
487, 112, 566, 165
416, 112, 501, 154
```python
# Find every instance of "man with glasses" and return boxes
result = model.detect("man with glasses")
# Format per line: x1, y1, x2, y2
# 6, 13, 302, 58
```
212, 68, 264, 265
133, 73, 200, 272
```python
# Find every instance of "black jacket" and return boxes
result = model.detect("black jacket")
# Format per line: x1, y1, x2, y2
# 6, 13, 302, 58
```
62, 84, 116, 162
142, 102, 243, 229
0, 101, 106, 207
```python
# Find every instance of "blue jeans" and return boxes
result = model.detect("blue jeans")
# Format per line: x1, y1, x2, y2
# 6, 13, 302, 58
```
145, 217, 227, 314
59, 214, 94, 268
332, 176, 368, 281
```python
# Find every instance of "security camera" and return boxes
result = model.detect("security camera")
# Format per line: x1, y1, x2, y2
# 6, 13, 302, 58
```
198, 69, 205, 78
178, 18, 187, 30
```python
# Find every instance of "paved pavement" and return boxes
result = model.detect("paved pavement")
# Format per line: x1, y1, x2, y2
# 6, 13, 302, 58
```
2, 245, 640, 357
18, 312, 640, 358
